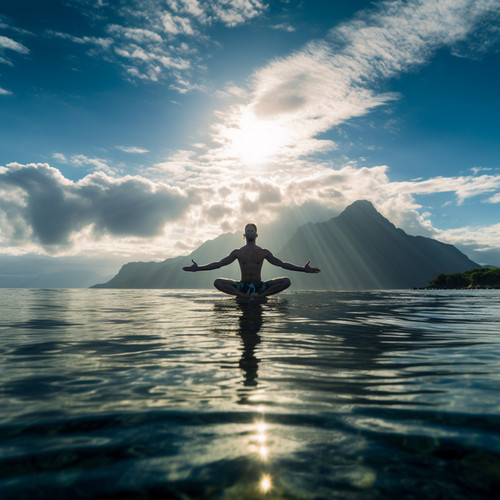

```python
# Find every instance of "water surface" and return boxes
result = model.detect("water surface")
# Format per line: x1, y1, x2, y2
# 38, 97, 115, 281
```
0, 289, 499, 498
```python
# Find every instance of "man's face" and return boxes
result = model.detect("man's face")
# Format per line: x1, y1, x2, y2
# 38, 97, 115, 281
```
244, 224, 257, 241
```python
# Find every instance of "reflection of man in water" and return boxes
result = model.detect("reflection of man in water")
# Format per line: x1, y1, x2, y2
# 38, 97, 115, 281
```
237, 301, 263, 387
183, 223, 321, 299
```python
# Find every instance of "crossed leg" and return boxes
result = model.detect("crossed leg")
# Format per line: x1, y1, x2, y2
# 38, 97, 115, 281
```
214, 277, 291, 298
259, 277, 291, 297
214, 278, 247, 298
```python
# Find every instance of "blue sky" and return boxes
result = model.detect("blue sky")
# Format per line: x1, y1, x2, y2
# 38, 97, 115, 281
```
1, 0, 499, 278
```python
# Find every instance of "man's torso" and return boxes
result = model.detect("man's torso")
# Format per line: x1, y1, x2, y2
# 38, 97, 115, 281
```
235, 244, 268, 282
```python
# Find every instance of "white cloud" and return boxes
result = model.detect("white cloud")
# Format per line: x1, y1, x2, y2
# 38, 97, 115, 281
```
210, 0, 500, 163
0, 33, 30, 93
211, 0, 267, 27
216, 84, 248, 99
107, 25, 163, 43
161, 12, 195, 35
54, 0, 268, 90
0, 35, 29, 54
151, 138, 500, 237
437, 224, 500, 255
173, 0, 206, 20
50, 31, 113, 51
52, 153, 67, 162
272, 23, 295, 32
471, 166, 493, 174
487, 192, 500, 204
51, 153, 123, 175
388, 174, 500, 205
70, 155, 117, 176
117, 146, 150, 154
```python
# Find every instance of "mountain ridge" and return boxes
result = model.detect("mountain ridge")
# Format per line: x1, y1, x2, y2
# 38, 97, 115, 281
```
92, 200, 479, 290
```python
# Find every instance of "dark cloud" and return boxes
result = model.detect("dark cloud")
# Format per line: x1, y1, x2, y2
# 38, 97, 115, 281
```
2, 164, 90, 245
0, 164, 189, 248
241, 179, 282, 205
0, 196, 30, 243
253, 73, 309, 118
258, 183, 282, 204
240, 194, 259, 213
205, 203, 227, 221
80, 173, 188, 236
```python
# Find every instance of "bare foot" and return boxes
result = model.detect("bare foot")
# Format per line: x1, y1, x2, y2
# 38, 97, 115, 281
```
249, 293, 267, 302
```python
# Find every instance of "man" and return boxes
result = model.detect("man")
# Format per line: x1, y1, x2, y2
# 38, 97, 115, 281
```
183, 223, 320, 299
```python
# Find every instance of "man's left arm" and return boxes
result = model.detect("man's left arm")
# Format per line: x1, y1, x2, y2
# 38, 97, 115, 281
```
265, 250, 320, 273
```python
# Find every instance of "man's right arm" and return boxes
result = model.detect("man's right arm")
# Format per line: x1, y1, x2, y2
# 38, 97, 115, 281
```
183, 250, 238, 272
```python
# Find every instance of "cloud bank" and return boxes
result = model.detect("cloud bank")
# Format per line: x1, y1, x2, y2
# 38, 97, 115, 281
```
1, 160, 499, 262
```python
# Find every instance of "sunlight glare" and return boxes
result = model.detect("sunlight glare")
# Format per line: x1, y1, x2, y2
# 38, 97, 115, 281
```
260, 474, 272, 493
256, 422, 267, 434
254, 420, 269, 460
231, 110, 288, 165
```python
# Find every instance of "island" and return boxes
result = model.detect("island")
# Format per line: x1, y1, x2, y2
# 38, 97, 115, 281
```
427, 267, 500, 289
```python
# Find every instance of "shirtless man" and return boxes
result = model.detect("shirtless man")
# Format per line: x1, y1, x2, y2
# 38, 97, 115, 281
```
182, 223, 320, 299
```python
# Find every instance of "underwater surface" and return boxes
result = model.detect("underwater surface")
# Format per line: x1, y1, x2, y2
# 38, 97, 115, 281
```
0, 288, 499, 499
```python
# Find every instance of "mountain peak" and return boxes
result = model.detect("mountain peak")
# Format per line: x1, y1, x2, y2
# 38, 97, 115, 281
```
339, 199, 393, 228
342, 200, 377, 214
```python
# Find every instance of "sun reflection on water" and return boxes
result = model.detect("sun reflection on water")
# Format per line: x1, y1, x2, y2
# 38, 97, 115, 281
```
259, 445, 269, 459
259, 474, 272, 493
253, 409, 272, 493
249, 412, 271, 463
228, 301, 278, 495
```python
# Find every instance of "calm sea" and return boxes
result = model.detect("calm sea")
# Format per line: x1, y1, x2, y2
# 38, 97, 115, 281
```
0, 289, 499, 499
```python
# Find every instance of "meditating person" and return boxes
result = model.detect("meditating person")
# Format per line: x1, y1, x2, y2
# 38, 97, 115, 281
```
182, 223, 320, 299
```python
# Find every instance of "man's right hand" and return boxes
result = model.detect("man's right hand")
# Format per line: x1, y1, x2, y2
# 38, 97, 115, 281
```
182, 259, 199, 272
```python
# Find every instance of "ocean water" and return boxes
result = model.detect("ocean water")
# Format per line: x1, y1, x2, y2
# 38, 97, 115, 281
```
0, 289, 499, 499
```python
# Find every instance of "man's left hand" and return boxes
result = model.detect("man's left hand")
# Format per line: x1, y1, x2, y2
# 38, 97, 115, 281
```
304, 261, 321, 273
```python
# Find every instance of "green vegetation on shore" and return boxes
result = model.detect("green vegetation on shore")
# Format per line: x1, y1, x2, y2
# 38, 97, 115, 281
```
429, 267, 500, 289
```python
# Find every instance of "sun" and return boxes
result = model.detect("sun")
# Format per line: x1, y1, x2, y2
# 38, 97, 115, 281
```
230, 109, 288, 165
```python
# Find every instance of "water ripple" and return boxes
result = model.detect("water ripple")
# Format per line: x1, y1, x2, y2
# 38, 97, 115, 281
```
0, 289, 499, 498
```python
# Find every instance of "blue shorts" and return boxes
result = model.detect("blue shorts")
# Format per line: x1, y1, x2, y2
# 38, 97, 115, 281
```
236, 281, 270, 295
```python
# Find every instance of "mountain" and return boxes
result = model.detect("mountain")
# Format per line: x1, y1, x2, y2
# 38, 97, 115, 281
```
92, 200, 479, 290
92, 231, 248, 289
276, 200, 478, 289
